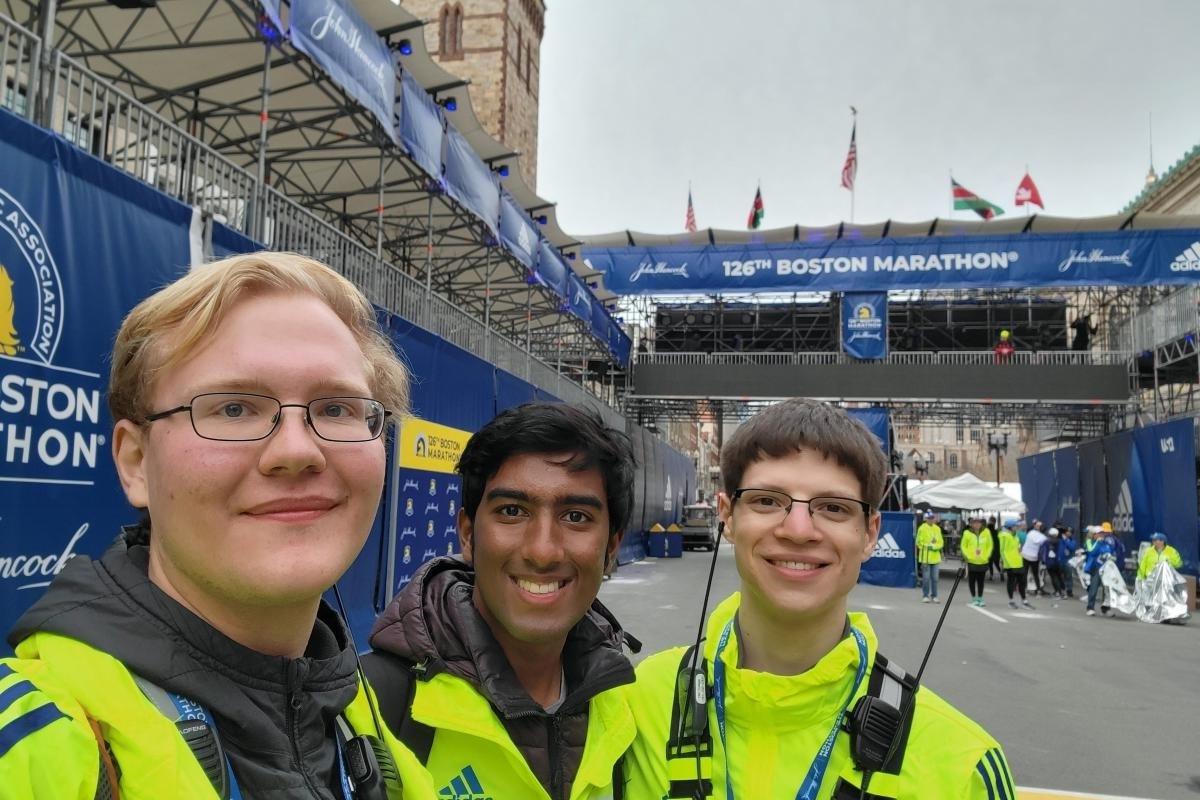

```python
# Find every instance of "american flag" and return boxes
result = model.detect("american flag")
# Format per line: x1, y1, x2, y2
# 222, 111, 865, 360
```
685, 189, 697, 232
841, 121, 857, 190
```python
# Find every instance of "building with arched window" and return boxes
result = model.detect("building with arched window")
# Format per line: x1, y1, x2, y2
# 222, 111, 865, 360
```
403, 0, 545, 188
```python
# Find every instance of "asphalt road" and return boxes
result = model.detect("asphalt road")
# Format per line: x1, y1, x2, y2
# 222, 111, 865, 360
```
599, 547, 1200, 800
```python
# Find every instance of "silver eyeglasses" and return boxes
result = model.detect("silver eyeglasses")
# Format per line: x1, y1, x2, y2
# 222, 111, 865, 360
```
731, 488, 872, 527
145, 392, 389, 442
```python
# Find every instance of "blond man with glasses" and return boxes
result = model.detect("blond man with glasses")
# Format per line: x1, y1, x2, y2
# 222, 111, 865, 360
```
623, 398, 1011, 800
1, 252, 434, 799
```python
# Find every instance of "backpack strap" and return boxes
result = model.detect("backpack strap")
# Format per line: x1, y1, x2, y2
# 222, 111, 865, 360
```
359, 650, 437, 765
88, 717, 121, 800
834, 652, 920, 800
664, 644, 712, 799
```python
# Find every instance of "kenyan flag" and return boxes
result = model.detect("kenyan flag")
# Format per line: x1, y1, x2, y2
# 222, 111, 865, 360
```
747, 186, 764, 229
952, 179, 1004, 220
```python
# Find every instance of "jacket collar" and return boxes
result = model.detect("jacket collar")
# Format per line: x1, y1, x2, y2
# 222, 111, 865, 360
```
369, 556, 634, 717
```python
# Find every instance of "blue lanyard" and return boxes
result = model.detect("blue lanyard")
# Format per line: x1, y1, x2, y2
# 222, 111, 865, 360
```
165, 691, 354, 800
711, 619, 869, 800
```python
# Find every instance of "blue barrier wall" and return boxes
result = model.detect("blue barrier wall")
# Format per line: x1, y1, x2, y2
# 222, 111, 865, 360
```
1018, 418, 1198, 575
0, 107, 692, 650
860, 511, 916, 588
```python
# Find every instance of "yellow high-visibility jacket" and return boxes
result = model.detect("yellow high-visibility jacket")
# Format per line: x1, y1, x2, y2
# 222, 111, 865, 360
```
962, 528, 994, 565
916, 522, 944, 565
0, 632, 435, 799
623, 593, 1014, 800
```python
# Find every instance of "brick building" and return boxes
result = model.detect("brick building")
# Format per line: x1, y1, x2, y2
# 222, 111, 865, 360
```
402, 0, 545, 189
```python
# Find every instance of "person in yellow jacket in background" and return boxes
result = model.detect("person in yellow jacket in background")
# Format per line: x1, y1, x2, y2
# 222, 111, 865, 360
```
998, 519, 1034, 610
623, 398, 1013, 800
1138, 532, 1183, 580
0, 253, 434, 799
962, 516, 995, 607
916, 511, 944, 603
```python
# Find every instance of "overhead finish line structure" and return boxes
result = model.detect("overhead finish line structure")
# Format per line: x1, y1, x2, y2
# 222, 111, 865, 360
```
582, 215, 1200, 295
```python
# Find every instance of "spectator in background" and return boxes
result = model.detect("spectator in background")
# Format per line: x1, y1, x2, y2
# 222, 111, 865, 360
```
994, 330, 1015, 363
1100, 521, 1126, 571
962, 516, 994, 607
917, 511, 944, 603
1071, 314, 1097, 351
987, 515, 1002, 580
1022, 523, 1049, 597
1085, 527, 1117, 617
1137, 532, 1183, 581
998, 520, 1032, 609
1041, 527, 1067, 598
1059, 527, 1078, 598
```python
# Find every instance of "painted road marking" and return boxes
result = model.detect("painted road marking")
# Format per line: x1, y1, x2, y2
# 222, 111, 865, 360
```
1011, 612, 1050, 620
1017, 787, 1159, 800
865, 604, 893, 611
606, 577, 645, 585
970, 605, 1009, 623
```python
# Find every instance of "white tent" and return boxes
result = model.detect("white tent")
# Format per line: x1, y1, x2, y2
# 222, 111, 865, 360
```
909, 473, 1026, 513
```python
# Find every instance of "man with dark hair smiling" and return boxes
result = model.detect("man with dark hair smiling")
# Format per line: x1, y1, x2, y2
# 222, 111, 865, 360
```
624, 398, 1012, 799
367, 402, 638, 800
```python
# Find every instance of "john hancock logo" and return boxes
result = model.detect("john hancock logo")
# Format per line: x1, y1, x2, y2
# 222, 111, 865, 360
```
846, 302, 883, 342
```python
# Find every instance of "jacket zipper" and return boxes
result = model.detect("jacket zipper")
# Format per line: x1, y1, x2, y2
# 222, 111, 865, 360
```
286, 666, 325, 799
548, 714, 563, 800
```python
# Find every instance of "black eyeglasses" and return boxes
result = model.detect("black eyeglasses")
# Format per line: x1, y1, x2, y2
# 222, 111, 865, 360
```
731, 488, 873, 527
145, 392, 389, 442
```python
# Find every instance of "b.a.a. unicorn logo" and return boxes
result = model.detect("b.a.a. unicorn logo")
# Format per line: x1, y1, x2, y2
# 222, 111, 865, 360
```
0, 189, 65, 365
1, 263, 19, 356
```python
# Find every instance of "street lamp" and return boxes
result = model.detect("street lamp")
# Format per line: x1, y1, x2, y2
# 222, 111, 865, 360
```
987, 432, 1009, 487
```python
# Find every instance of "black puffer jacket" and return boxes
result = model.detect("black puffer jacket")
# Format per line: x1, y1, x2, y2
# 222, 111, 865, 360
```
8, 528, 362, 799
368, 556, 634, 800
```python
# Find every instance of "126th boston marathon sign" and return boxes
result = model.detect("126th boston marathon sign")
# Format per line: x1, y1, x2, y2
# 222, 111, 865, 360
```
583, 226, 1200, 294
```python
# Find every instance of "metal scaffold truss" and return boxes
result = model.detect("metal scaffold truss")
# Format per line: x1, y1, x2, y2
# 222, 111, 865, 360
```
1, 0, 619, 405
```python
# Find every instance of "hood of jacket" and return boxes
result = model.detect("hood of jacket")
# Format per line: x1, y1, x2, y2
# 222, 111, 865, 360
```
369, 555, 633, 717
8, 527, 360, 799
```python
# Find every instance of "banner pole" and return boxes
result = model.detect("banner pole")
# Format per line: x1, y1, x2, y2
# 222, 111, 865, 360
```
483, 246, 493, 362
255, 44, 272, 243
375, 150, 386, 260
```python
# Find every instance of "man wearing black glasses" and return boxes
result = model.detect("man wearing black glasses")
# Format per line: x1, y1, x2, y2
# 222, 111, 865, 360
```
623, 398, 1011, 799
1, 253, 433, 798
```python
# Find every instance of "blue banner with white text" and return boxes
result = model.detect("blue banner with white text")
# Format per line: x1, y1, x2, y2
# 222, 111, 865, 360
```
585, 229, 1200, 294
1131, 419, 1197, 574
0, 109, 193, 649
290, 0, 399, 145
444, 126, 500, 237
841, 291, 888, 360
499, 192, 538, 270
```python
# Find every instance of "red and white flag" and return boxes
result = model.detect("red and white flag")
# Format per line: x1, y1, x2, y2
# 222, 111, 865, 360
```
840, 121, 857, 190
1014, 173, 1044, 209
685, 189, 697, 232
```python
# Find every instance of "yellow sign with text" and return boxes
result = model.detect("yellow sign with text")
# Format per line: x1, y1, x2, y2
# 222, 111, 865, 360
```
399, 418, 472, 474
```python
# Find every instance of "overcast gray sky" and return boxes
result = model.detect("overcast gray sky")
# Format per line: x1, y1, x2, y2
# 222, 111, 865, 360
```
537, 0, 1200, 236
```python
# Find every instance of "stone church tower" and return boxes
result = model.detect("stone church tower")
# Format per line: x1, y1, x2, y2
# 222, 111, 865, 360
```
402, 0, 545, 189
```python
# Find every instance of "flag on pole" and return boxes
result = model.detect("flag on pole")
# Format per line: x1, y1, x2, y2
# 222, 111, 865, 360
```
951, 179, 1004, 220
685, 189, 697, 232
747, 186, 764, 230
841, 122, 858, 190
1014, 173, 1044, 209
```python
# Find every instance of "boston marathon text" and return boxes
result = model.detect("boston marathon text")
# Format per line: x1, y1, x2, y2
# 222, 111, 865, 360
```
723, 251, 1019, 277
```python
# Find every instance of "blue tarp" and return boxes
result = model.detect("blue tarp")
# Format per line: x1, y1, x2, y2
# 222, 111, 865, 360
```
1132, 420, 1197, 573
585, 228, 1200, 294
1051, 446, 1081, 532
846, 407, 891, 457
289, 0, 399, 145
444, 126, 500, 236
399, 70, 444, 180
211, 219, 263, 259
499, 192, 538, 270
